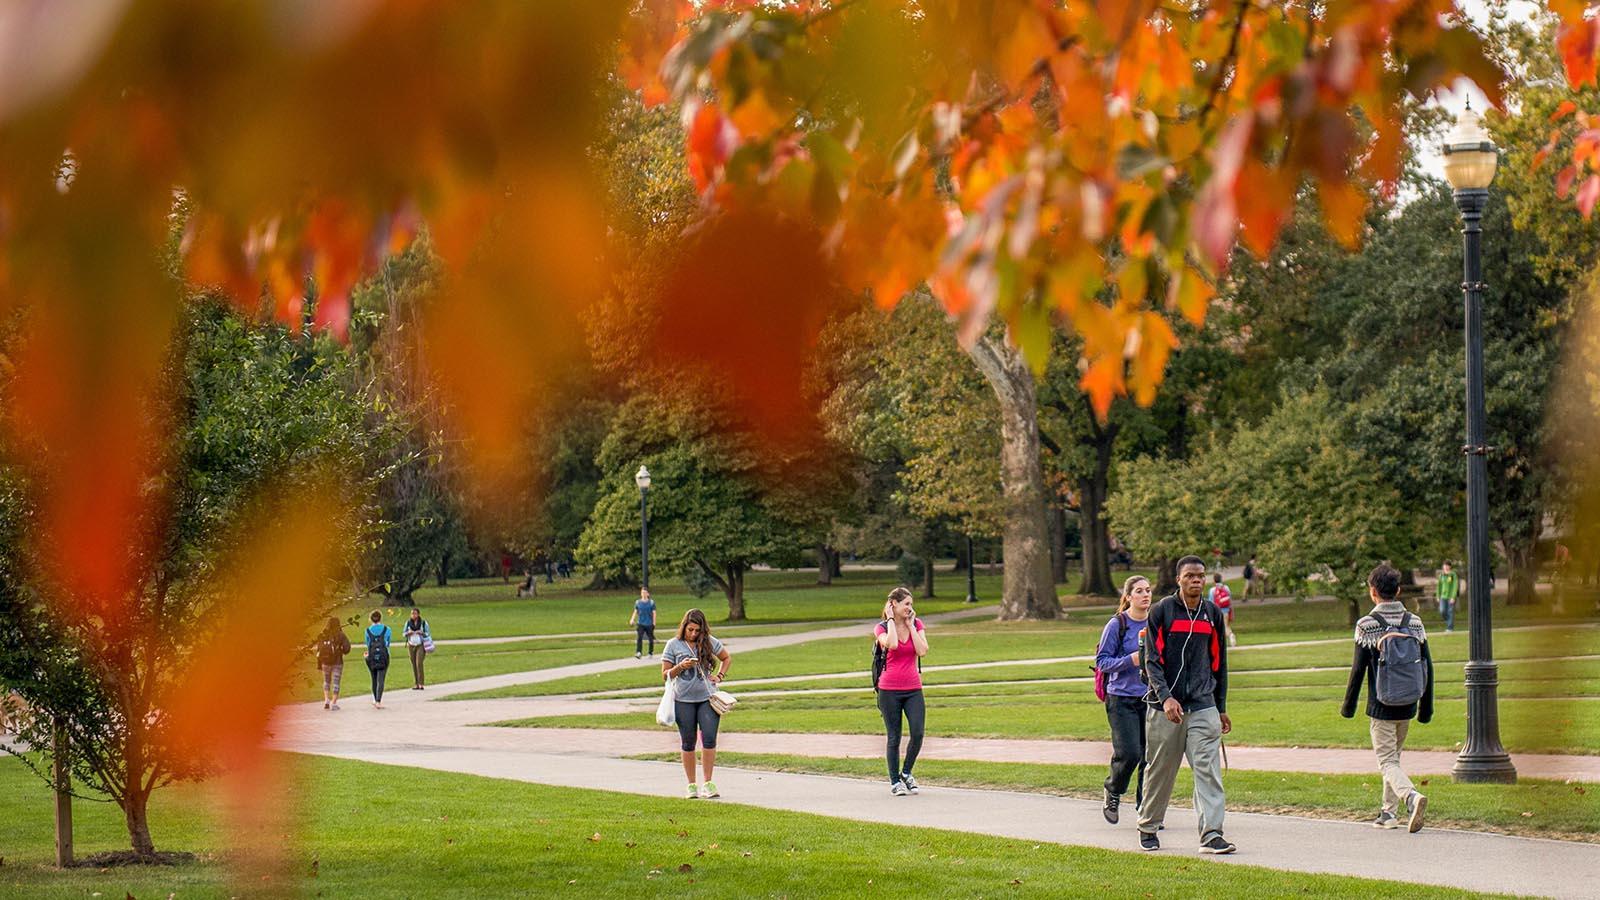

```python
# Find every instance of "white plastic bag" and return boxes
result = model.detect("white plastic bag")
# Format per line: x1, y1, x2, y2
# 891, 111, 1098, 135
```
655, 679, 676, 727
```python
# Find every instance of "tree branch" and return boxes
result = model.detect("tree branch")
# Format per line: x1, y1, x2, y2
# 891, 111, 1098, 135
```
1196, 0, 1253, 128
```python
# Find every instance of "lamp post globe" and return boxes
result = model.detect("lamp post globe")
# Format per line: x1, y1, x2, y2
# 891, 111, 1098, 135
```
1440, 103, 1516, 784
635, 465, 652, 590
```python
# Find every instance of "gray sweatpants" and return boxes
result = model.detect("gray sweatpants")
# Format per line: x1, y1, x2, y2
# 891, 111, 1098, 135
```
1137, 705, 1226, 841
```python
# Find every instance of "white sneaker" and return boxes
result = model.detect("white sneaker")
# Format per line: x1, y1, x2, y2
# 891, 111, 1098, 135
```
890, 781, 908, 796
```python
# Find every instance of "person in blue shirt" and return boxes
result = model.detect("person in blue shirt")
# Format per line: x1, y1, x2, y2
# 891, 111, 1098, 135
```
1095, 574, 1153, 825
403, 607, 432, 690
362, 610, 392, 708
631, 587, 657, 659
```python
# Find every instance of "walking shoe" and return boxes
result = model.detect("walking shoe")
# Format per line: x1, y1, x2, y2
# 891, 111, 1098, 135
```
901, 773, 919, 794
1406, 791, 1428, 833
685, 783, 699, 799
1102, 789, 1120, 825
702, 781, 719, 799
1199, 835, 1237, 854
330, 702, 340, 710
890, 781, 908, 797
635, 652, 642, 659
1139, 832, 1159, 851
323, 702, 330, 709
1372, 811, 1400, 829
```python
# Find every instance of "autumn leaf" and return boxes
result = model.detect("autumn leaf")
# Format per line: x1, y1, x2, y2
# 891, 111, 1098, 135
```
1577, 174, 1600, 220
1552, 100, 1579, 122
1557, 165, 1579, 199
1559, 19, 1600, 90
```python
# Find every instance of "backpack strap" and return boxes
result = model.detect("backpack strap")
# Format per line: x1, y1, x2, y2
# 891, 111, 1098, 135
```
1399, 612, 1413, 629
1368, 611, 1390, 629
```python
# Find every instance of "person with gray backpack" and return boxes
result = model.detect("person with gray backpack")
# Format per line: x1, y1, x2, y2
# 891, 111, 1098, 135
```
1341, 563, 1435, 832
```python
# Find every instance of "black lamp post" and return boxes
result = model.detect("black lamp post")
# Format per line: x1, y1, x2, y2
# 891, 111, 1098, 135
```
1441, 104, 1516, 784
635, 464, 652, 590
965, 535, 978, 603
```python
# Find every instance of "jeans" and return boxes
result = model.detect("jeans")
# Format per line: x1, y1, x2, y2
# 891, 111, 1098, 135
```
876, 689, 925, 782
1138, 705, 1226, 841
369, 663, 387, 702
636, 625, 656, 656
1103, 695, 1147, 805
409, 643, 426, 686
674, 699, 721, 751
1441, 599, 1456, 631
320, 663, 343, 695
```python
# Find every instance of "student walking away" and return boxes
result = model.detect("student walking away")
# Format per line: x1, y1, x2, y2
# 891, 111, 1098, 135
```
1435, 561, 1459, 632
662, 608, 732, 799
1242, 558, 1256, 599
1342, 563, 1435, 833
1207, 574, 1236, 647
1095, 575, 1153, 824
403, 608, 431, 690
1137, 555, 1234, 855
874, 587, 929, 797
631, 588, 657, 658
363, 610, 392, 708
316, 617, 352, 710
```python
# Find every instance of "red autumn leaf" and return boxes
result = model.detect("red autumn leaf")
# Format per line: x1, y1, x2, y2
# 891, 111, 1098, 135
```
1577, 174, 1600, 219
1192, 176, 1237, 270
1558, 19, 1600, 90
1557, 164, 1579, 199
1552, 100, 1579, 122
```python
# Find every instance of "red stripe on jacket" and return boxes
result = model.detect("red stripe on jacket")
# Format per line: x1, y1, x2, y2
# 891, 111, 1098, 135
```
1165, 618, 1221, 671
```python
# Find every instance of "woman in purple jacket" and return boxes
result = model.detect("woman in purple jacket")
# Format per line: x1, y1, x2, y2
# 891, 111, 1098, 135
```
1096, 574, 1153, 824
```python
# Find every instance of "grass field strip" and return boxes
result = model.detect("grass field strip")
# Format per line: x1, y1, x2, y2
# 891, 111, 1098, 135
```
557, 621, 1598, 700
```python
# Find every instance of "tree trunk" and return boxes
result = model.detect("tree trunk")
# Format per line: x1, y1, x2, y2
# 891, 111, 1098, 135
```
1504, 534, 1538, 606
53, 722, 72, 867
922, 551, 935, 598
954, 539, 970, 572
815, 544, 833, 586
725, 566, 747, 621
124, 788, 156, 857
1346, 595, 1362, 627
831, 551, 843, 578
1075, 408, 1118, 596
1154, 556, 1178, 597
436, 552, 450, 587
1048, 501, 1068, 585
967, 335, 1058, 620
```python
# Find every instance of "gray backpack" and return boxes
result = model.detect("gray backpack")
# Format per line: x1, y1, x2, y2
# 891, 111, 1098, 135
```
1371, 612, 1426, 706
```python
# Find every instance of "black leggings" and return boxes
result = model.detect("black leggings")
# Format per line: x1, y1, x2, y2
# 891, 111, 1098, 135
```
369, 664, 387, 702
877, 689, 925, 782
674, 699, 721, 751
1104, 694, 1147, 804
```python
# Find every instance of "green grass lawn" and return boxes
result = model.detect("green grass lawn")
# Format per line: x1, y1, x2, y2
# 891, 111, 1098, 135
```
325, 570, 1009, 641
628, 752, 1599, 842
493, 677, 1600, 754
0, 756, 1486, 899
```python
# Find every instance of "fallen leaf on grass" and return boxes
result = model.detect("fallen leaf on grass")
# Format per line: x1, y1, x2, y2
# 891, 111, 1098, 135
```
677, 829, 689, 838
1010, 879, 1023, 886
1575, 786, 1587, 795
741, 851, 752, 858
678, 863, 694, 873
590, 833, 603, 842
567, 879, 576, 885
1522, 812, 1535, 817
625, 841, 636, 848
695, 850, 705, 857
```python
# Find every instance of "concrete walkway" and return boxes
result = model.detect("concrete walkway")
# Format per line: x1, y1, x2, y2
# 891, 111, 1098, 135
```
269, 607, 1600, 898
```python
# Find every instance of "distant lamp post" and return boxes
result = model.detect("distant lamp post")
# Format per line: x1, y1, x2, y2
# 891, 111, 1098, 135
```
965, 535, 978, 603
635, 465, 652, 590
1440, 103, 1516, 784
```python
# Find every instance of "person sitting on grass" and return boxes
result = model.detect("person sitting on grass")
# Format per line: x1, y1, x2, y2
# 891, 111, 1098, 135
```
662, 608, 731, 799
1342, 562, 1435, 833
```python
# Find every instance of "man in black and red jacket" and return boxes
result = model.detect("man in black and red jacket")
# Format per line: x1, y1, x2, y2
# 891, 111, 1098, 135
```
1136, 555, 1234, 854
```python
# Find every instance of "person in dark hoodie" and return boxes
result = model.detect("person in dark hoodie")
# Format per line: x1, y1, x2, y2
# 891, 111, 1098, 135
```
1342, 563, 1435, 833
1136, 555, 1234, 855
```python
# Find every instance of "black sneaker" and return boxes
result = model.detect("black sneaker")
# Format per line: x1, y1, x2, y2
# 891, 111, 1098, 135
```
1139, 832, 1159, 851
1199, 835, 1237, 855
1102, 789, 1120, 825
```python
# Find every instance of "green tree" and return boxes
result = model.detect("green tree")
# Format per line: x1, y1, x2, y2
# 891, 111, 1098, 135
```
0, 299, 382, 856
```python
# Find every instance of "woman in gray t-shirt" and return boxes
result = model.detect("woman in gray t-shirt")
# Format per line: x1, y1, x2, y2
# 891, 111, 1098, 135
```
661, 608, 731, 799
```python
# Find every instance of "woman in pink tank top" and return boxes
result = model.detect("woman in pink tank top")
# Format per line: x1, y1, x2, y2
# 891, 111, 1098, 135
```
874, 586, 929, 795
